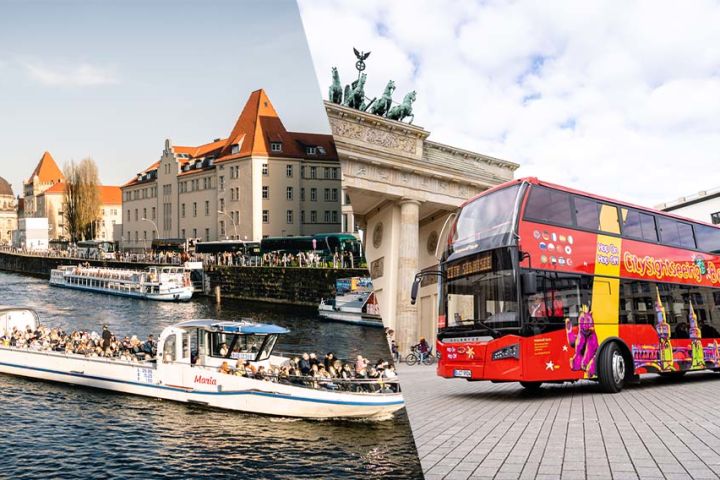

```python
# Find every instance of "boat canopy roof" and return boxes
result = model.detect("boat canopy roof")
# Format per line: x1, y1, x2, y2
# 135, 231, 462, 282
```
174, 319, 290, 335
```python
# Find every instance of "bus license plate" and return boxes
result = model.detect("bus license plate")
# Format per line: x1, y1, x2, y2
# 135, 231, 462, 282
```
454, 369, 471, 378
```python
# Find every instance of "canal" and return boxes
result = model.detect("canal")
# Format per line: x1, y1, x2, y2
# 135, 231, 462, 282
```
0, 271, 422, 479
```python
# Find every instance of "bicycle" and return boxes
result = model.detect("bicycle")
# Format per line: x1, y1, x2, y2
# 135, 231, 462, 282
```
404, 345, 435, 366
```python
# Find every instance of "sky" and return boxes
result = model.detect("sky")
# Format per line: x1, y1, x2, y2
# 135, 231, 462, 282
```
298, 0, 720, 208
0, 0, 329, 195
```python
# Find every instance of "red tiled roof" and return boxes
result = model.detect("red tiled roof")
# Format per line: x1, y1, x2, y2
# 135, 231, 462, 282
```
28, 151, 64, 184
39, 182, 121, 205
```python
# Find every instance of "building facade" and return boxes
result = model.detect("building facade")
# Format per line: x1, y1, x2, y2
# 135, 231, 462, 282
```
121, 89, 341, 249
21, 151, 65, 220
657, 187, 720, 225
0, 176, 17, 245
36, 184, 122, 241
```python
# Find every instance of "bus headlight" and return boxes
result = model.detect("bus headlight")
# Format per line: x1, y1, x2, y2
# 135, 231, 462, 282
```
492, 344, 519, 361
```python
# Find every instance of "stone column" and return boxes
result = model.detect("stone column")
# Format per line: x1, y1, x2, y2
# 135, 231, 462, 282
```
396, 198, 421, 354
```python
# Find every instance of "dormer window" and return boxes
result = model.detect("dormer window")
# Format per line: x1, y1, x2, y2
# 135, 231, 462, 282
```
271, 142, 282, 152
231, 144, 240, 155
317, 146, 326, 155
306, 146, 317, 155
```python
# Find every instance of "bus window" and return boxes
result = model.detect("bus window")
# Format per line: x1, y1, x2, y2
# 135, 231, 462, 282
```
695, 224, 720, 254
523, 186, 573, 227
523, 273, 585, 334
573, 197, 620, 234
657, 217, 696, 249
621, 209, 658, 242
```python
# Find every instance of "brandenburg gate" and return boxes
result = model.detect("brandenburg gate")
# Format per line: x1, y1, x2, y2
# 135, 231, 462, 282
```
326, 99, 518, 353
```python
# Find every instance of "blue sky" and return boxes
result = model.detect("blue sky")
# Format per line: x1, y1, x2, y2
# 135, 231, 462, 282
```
299, 0, 720, 207
0, 0, 329, 193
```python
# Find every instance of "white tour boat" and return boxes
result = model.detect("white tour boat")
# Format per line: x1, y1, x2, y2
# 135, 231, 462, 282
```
49, 264, 194, 301
0, 307, 404, 419
318, 277, 383, 328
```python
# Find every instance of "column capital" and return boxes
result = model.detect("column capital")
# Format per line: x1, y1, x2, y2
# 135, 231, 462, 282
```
398, 197, 422, 207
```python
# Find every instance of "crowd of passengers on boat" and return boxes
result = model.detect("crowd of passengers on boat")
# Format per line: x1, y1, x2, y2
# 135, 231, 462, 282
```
0, 325, 399, 393
214, 352, 399, 393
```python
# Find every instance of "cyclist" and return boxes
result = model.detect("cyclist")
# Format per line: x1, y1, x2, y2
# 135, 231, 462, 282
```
415, 337, 430, 363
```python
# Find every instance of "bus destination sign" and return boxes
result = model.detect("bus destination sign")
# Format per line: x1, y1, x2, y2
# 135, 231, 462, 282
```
447, 253, 492, 279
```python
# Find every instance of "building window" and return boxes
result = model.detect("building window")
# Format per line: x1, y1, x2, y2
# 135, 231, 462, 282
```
193, 202, 197, 217
134, 209, 138, 221
287, 210, 293, 224
310, 210, 317, 223
220, 221, 225, 237
310, 188, 317, 202
310, 166, 317, 179
324, 210, 331, 223
205, 228, 210, 241
192, 228, 197, 238
126, 209, 130, 221
306, 146, 317, 155
301, 188, 305, 201
219, 198, 225, 212
181, 204, 186, 218
219, 176, 225, 191
324, 167, 332, 179
300, 166, 305, 178
205, 201, 209, 216
262, 186, 269, 199
286, 165, 293, 177
262, 210, 269, 223
271, 142, 282, 152
332, 211, 338, 223
331, 188, 338, 202
181, 229, 186, 238
143, 208, 147, 219
712, 212, 720, 225
324, 188, 330, 201
301, 211, 305, 223
151, 207, 156, 220
262, 163, 269, 175
286, 186, 293, 200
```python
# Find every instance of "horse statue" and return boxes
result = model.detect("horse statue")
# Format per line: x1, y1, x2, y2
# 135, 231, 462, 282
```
329, 67, 343, 104
370, 80, 395, 116
343, 72, 367, 110
387, 90, 416, 123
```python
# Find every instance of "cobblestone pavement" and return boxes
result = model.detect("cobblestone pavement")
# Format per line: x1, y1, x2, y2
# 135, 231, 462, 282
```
398, 364, 720, 480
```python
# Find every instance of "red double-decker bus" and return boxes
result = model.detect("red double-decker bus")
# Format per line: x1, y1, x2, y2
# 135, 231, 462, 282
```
412, 177, 720, 392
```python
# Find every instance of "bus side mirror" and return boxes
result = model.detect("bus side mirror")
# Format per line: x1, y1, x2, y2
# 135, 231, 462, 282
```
410, 276, 421, 305
522, 272, 537, 295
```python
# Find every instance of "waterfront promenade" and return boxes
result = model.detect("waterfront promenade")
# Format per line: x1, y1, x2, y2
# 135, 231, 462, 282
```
398, 364, 720, 480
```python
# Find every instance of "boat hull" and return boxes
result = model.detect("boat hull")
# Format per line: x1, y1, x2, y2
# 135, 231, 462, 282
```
318, 309, 384, 328
0, 347, 403, 419
49, 280, 193, 302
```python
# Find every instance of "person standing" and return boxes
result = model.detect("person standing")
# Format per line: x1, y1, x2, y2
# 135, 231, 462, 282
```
101, 325, 112, 351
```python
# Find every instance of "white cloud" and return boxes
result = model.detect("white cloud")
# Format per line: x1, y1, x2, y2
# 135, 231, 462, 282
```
24, 61, 118, 86
299, 0, 720, 207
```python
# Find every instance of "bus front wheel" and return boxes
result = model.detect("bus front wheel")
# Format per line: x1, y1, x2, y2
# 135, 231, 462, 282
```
598, 342, 626, 393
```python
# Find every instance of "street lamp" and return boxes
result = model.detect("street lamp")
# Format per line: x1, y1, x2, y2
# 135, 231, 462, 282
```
217, 210, 238, 240
140, 217, 159, 246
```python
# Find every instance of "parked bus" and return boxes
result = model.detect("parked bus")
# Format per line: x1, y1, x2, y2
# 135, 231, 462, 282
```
195, 240, 261, 257
151, 238, 192, 253
412, 177, 720, 393
260, 233, 362, 263
76, 240, 117, 259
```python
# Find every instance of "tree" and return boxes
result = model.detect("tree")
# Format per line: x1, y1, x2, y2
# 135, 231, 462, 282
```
63, 158, 101, 242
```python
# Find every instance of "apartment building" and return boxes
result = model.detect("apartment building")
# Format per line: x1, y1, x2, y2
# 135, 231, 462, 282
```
0, 176, 17, 244
121, 89, 341, 249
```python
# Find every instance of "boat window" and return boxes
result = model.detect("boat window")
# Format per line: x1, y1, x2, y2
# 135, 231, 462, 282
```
163, 335, 176, 363
209, 332, 264, 360
257, 335, 278, 361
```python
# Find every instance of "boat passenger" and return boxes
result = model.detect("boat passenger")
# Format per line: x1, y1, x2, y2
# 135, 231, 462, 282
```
219, 343, 229, 357
218, 361, 232, 375
234, 360, 246, 376
299, 353, 311, 375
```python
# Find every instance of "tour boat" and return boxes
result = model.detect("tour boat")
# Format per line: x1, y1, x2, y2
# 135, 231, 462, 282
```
49, 264, 194, 301
318, 277, 383, 328
0, 307, 404, 419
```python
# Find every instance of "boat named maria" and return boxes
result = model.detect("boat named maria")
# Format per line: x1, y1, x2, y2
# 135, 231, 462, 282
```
0, 307, 404, 419
49, 264, 194, 301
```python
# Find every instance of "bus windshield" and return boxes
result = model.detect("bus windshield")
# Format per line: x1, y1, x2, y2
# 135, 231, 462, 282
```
449, 184, 522, 258
442, 270, 519, 337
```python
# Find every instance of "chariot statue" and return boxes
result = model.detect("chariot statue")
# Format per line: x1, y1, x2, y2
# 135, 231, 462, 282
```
387, 91, 417, 123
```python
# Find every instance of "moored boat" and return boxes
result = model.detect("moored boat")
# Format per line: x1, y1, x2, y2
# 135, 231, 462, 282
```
319, 277, 383, 328
49, 264, 194, 301
0, 307, 403, 419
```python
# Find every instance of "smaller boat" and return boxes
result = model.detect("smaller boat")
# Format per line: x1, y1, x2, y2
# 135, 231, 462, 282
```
319, 277, 384, 328
49, 264, 193, 301
0, 307, 403, 419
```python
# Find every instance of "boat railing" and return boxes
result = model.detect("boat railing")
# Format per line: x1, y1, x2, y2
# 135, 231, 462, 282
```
0, 344, 156, 368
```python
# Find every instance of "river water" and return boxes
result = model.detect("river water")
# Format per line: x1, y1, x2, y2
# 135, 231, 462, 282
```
0, 271, 422, 479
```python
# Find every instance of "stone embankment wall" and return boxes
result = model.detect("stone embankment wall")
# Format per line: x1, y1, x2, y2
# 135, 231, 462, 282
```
204, 265, 367, 306
0, 251, 367, 306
